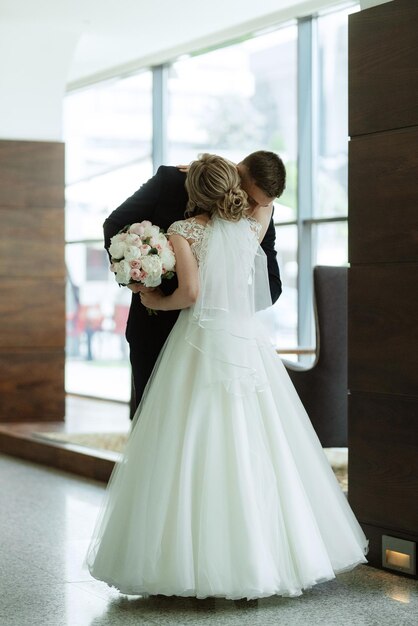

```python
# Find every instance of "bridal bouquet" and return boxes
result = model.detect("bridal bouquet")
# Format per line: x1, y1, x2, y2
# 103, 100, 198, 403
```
109, 221, 176, 288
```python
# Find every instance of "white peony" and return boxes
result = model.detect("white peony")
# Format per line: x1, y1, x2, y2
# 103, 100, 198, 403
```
114, 259, 132, 285
160, 246, 176, 272
109, 236, 126, 260
152, 232, 168, 247
125, 233, 141, 246
124, 245, 141, 262
141, 255, 163, 287
129, 223, 145, 236
143, 224, 160, 239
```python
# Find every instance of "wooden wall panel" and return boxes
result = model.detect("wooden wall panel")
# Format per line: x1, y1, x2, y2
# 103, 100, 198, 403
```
0, 141, 64, 209
0, 139, 65, 422
348, 392, 418, 534
0, 208, 65, 278
349, 0, 418, 137
0, 351, 65, 421
349, 129, 418, 264
349, 0, 418, 577
0, 280, 65, 349
348, 264, 418, 396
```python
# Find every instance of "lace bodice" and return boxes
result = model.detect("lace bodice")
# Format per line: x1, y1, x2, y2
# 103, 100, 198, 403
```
167, 216, 261, 264
167, 218, 208, 263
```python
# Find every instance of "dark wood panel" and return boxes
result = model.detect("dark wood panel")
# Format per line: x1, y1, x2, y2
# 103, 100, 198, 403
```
0, 140, 64, 209
359, 522, 417, 578
348, 392, 418, 535
349, 0, 418, 136
0, 351, 65, 422
0, 280, 65, 349
348, 264, 418, 396
0, 208, 65, 278
349, 128, 418, 264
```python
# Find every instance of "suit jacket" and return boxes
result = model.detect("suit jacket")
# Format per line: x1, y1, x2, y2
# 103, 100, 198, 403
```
104, 166, 282, 400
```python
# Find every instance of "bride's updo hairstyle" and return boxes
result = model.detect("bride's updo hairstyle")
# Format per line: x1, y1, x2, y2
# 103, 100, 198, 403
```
185, 153, 248, 222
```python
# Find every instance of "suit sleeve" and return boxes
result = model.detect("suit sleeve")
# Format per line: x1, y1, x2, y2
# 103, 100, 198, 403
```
260, 215, 282, 304
103, 167, 163, 253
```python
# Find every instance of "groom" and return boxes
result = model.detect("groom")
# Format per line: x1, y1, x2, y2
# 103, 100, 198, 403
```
104, 151, 286, 416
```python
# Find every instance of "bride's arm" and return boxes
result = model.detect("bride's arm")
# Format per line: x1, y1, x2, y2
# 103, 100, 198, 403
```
139, 233, 199, 311
252, 203, 274, 242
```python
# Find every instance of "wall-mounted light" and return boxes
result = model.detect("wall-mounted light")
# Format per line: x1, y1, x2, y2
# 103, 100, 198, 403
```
382, 535, 416, 576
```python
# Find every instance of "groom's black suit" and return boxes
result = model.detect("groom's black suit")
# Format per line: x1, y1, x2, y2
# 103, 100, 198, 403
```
104, 166, 282, 412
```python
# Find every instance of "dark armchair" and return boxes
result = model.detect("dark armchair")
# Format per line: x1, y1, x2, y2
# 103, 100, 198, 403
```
282, 266, 348, 447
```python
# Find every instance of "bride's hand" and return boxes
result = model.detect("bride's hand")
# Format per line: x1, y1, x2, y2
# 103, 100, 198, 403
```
128, 284, 155, 294
140, 288, 165, 310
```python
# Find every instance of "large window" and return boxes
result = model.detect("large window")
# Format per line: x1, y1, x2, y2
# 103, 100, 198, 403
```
64, 3, 356, 401
317, 8, 351, 220
167, 25, 298, 347
64, 72, 153, 401
167, 25, 298, 217
273, 4, 356, 357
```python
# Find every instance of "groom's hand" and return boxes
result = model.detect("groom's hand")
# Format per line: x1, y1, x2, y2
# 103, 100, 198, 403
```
140, 288, 164, 310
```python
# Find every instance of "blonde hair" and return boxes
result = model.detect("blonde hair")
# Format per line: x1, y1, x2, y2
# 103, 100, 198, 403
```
185, 153, 248, 222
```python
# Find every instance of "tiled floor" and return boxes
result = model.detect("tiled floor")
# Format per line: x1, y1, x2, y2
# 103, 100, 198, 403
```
64, 395, 131, 433
0, 396, 130, 444
0, 453, 417, 626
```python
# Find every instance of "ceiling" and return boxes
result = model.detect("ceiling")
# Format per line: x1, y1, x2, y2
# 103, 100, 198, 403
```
0, 0, 343, 87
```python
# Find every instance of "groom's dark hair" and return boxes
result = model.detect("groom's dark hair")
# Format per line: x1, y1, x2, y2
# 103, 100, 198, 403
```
242, 151, 286, 199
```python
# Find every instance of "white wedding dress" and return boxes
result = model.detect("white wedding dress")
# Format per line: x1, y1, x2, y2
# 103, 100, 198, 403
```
86, 215, 369, 600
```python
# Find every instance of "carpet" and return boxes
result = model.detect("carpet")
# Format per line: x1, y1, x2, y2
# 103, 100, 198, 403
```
35, 431, 128, 453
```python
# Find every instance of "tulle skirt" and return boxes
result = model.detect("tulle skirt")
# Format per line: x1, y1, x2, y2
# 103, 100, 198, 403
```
86, 309, 369, 600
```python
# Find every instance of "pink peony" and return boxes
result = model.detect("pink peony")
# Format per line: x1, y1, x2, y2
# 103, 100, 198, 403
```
130, 259, 141, 269
130, 268, 142, 281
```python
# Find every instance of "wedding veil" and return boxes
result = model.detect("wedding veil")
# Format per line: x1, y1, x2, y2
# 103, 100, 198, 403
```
184, 215, 273, 395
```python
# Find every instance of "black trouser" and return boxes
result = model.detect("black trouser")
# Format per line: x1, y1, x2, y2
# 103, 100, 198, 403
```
127, 308, 180, 419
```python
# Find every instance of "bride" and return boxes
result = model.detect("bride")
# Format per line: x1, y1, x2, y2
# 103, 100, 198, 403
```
86, 153, 369, 600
